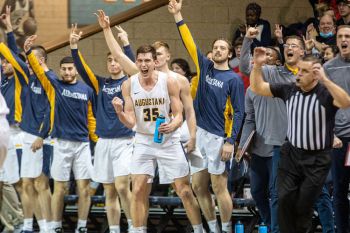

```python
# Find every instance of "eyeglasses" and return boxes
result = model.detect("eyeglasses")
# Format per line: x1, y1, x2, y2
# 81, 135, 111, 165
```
283, 44, 299, 49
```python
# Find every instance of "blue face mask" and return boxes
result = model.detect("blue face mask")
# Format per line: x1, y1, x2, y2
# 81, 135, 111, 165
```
320, 31, 334, 38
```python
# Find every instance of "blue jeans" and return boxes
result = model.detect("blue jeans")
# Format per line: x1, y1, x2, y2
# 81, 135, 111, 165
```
315, 185, 334, 233
271, 146, 280, 233
331, 138, 350, 233
250, 154, 273, 226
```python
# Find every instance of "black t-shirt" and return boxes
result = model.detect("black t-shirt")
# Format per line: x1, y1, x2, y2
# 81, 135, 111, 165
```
270, 82, 338, 150
337, 18, 350, 26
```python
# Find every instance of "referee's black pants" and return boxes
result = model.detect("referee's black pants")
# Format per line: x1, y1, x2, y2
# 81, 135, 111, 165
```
277, 142, 331, 233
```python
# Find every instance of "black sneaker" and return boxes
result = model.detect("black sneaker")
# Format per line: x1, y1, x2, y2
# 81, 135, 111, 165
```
54, 227, 64, 233
76, 227, 87, 233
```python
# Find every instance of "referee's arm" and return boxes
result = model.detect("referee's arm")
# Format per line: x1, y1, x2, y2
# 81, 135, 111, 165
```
250, 48, 274, 97
316, 64, 350, 108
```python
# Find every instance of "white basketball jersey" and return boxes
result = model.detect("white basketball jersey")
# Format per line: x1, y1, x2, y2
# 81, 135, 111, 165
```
130, 72, 175, 137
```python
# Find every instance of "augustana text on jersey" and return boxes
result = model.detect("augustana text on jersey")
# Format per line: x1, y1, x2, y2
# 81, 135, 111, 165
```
205, 75, 224, 88
102, 85, 121, 95
61, 89, 88, 100
134, 98, 165, 107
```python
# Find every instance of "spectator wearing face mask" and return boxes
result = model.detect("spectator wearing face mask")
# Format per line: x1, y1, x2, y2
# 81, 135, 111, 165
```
316, 14, 337, 45
305, 14, 337, 55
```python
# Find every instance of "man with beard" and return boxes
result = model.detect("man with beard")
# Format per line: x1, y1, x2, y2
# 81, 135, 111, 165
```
24, 35, 97, 233
95, 10, 203, 233
70, 23, 134, 233
169, 1, 245, 232
0, 7, 52, 232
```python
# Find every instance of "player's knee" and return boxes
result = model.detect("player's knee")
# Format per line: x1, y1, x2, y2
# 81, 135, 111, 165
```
211, 182, 226, 196
22, 180, 34, 194
104, 185, 117, 199
132, 184, 147, 200
54, 182, 68, 196
176, 185, 193, 201
192, 181, 207, 196
78, 185, 90, 199
34, 178, 49, 192
116, 182, 129, 197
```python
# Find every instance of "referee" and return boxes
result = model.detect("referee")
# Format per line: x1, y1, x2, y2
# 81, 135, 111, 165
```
250, 49, 350, 233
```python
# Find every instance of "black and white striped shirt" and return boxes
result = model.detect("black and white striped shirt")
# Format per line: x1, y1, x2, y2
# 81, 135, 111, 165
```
270, 83, 338, 150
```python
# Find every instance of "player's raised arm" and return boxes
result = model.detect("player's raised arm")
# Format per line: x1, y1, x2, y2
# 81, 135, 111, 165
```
250, 47, 273, 97
95, 10, 138, 76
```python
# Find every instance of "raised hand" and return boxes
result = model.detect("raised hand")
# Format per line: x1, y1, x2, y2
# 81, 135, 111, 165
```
253, 47, 267, 67
274, 24, 283, 43
115, 25, 129, 46
168, 0, 182, 15
306, 23, 318, 40
23, 34, 37, 52
112, 96, 124, 114
303, 35, 315, 51
0, 5, 12, 32
245, 25, 259, 39
312, 63, 328, 83
94, 9, 110, 29
69, 23, 82, 49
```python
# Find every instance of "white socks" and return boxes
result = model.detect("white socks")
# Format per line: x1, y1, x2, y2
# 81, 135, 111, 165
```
75, 219, 87, 232
192, 223, 204, 233
37, 219, 48, 232
109, 225, 120, 233
208, 219, 220, 233
23, 218, 33, 231
222, 221, 232, 233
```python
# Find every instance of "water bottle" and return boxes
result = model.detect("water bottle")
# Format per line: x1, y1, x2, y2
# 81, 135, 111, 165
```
154, 115, 165, 143
234, 220, 244, 233
258, 222, 268, 233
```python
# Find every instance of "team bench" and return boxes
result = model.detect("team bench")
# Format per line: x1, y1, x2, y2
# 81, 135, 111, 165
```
63, 195, 258, 233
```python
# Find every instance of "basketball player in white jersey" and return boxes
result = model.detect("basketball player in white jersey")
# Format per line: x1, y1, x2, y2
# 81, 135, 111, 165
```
112, 45, 203, 233
152, 41, 197, 154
